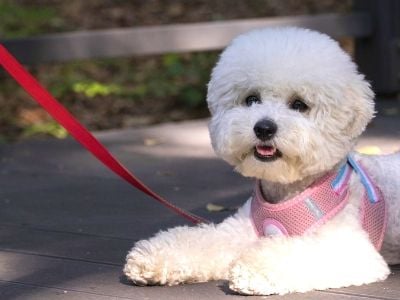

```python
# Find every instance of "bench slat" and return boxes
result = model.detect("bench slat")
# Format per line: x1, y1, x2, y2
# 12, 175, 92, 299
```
1, 13, 371, 64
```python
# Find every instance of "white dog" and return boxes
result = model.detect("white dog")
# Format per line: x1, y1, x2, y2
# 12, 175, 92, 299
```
124, 27, 400, 295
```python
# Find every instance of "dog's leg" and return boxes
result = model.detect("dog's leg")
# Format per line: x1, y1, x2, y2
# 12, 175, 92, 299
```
124, 201, 257, 286
229, 226, 390, 295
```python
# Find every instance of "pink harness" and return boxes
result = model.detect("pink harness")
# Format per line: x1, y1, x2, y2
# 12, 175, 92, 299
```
250, 156, 387, 250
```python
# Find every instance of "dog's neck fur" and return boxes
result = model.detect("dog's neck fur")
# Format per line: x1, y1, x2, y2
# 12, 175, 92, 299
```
259, 175, 321, 204
259, 160, 345, 204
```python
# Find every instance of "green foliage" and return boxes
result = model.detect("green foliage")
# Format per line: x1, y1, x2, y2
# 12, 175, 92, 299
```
138, 52, 217, 108
180, 87, 204, 107
0, 0, 218, 141
22, 121, 68, 139
72, 82, 121, 98
43, 52, 217, 108
0, 1, 63, 38
163, 54, 185, 76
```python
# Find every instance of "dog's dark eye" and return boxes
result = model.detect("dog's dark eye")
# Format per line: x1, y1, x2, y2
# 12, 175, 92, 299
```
245, 95, 261, 107
289, 99, 309, 112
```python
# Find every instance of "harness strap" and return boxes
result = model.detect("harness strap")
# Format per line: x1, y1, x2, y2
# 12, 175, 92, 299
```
0, 44, 208, 225
348, 155, 379, 203
348, 156, 386, 250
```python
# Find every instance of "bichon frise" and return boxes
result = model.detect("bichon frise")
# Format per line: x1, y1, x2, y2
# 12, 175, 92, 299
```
123, 27, 400, 295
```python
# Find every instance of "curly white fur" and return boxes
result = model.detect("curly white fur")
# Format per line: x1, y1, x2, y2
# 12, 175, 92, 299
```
124, 27, 400, 295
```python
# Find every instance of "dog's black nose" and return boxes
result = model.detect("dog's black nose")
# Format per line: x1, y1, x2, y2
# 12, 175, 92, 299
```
254, 119, 277, 141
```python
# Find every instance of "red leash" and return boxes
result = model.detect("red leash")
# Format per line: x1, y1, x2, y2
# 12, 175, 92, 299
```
0, 44, 208, 225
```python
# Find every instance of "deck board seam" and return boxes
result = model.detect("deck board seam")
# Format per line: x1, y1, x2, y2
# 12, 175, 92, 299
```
0, 279, 137, 300
319, 289, 397, 300
0, 222, 136, 242
0, 248, 124, 267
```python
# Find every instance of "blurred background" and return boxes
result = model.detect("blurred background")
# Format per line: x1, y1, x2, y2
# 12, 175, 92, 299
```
0, 0, 374, 143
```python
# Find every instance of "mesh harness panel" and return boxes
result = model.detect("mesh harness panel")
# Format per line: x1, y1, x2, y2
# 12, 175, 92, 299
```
250, 156, 386, 250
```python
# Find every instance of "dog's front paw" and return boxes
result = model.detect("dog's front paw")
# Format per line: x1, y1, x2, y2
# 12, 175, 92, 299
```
123, 233, 196, 286
228, 260, 277, 296
124, 243, 166, 286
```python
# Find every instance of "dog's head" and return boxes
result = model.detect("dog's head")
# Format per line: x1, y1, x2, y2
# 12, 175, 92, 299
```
207, 27, 374, 183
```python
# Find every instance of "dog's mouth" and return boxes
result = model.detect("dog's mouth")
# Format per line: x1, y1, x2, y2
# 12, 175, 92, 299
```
254, 145, 282, 162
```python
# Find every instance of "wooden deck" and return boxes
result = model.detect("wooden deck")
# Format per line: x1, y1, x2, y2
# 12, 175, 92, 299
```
0, 101, 399, 299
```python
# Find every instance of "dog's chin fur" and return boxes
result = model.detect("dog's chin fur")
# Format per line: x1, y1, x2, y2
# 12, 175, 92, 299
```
236, 155, 305, 184
124, 27, 400, 296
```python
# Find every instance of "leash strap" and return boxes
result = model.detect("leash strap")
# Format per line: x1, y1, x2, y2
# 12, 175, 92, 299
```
0, 44, 208, 224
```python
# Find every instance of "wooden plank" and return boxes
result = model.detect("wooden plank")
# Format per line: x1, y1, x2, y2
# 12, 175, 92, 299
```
0, 225, 132, 266
0, 251, 388, 300
331, 267, 400, 300
0, 251, 141, 299
0, 281, 128, 300
1, 13, 371, 64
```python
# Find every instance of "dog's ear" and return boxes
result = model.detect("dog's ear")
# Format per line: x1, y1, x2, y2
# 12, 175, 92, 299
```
343, 76, 375, 139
